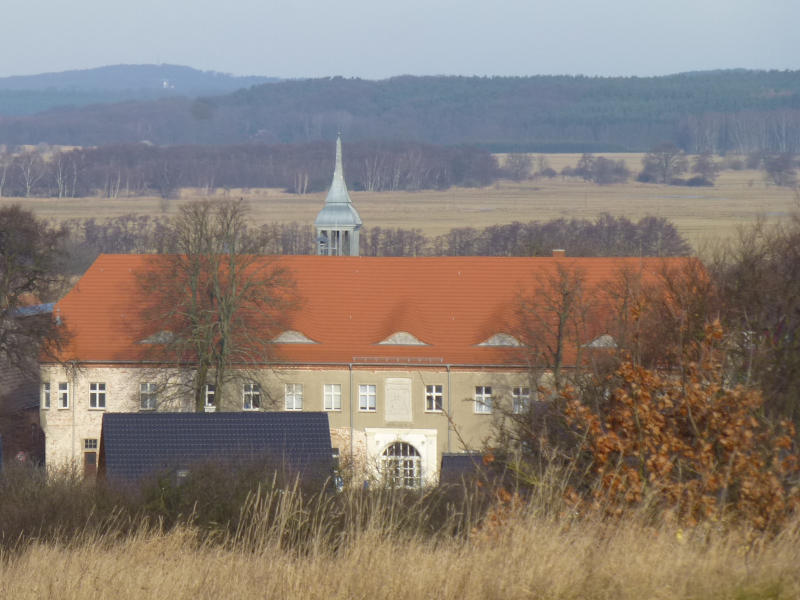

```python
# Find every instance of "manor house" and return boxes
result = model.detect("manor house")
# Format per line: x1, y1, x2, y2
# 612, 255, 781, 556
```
39, 138, 685, 485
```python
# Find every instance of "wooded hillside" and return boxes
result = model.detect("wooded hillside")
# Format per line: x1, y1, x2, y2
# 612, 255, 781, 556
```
1, 70, 799, 152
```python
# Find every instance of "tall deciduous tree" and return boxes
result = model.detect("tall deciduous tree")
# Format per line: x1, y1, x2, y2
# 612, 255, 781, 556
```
139, 199, 294, 412
762, 153, 797, 187
0, 205, 67, 375
638, 143, 688, 184
516, 264, 592, 392
712, 215, 800, 427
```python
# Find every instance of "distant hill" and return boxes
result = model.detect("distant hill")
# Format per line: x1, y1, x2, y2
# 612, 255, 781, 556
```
0, 64, 277, 116
1, 70, 798, 153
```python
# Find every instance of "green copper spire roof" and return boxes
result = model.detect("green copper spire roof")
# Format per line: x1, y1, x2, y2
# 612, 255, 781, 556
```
315, 135, 362, 227
325, 134, 352, 205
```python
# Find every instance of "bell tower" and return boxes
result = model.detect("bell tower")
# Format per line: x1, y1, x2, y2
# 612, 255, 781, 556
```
315, 135, 362, 256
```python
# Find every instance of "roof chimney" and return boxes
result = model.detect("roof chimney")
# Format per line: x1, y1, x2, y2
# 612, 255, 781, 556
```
552, 249, 566, 258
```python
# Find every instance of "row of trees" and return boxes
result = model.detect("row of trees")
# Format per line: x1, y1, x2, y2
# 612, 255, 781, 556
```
0, 141, 499, 198
2, 142, 796, 200
57, 213, 691, 275
507, 146, 796, 188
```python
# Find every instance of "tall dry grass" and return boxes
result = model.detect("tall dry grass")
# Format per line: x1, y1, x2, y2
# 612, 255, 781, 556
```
1, 499, 798, 599
1, 463, 798, 599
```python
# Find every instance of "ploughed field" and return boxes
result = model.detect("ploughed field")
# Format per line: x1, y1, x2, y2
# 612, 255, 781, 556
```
6, 153, 797, 253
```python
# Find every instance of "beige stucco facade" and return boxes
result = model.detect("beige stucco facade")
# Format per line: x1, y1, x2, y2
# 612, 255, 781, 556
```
40, 362, 532, 482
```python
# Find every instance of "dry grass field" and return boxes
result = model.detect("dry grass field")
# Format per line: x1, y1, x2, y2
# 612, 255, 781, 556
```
1, 503, 798, 599
4, 154, 797, 253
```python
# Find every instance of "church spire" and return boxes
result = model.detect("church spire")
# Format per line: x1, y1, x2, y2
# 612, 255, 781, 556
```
314, 134, 362, 256
325, 133, 353, 205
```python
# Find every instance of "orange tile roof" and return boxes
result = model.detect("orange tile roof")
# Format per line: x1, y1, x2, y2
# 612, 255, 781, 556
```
50, 254, 691, 367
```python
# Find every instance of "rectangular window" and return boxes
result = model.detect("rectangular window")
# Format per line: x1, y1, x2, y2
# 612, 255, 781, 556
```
204, 384, 216, 411
58, 382, 69, 409
475, 386, 492, 414
42, 382, 51, 409
243, 383, 261, 411
83, 439, 98, 477
512, 387, 530, 414
425, 384, 443, 412
140, 382, 157, 410
358, 384, 376, 412
324, 384, 341, 411
285, 383, 303, 411
89, 382, 106, 409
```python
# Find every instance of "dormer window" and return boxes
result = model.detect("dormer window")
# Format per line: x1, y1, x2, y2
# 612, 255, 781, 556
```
583, 334, 617, 349
140, 330, 175, 344
378, 331, 427, 346
272, 330, 318, 344
478, 333, 522, 347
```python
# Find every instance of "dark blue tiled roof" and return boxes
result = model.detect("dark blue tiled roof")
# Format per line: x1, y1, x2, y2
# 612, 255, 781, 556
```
439, 452, 485, 486
99, 412, 332, 484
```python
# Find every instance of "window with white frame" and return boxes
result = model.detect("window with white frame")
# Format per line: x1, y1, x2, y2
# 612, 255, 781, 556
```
243, 383, 261, 410
58, 382, 70, 409
83, 438, 98, 477
42, 382, 51, 409
285, 383, 303, 411
89, 382, 106, 409
381, 442, 422, 488
140, 382, 157, 410
512, 386, 530, 414
474, 386, 492, 414
324, 384, 341, 411
358, 384, 376, 412
204, 384, 216, 411
425, 384, 443, 412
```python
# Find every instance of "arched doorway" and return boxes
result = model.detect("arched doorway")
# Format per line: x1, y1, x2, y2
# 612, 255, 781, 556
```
381, 441, 421, 488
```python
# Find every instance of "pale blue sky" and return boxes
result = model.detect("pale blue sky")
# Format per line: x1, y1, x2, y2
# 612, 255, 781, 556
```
2, 0, 797, 78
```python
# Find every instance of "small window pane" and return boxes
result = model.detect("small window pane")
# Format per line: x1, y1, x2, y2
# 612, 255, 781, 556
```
512, 386, 530, 414
359, 384, 376, 411
58, 382, 70, 409
243, 383, 261, 410
425, 384, 443, 412
42, 383, 51, 409
204, 384, 216, 410
285, 383, 303, 411
140, 383, 157, 410
324, 384, 341, 411
89, 382, 106, 409
475, 386, 492, 414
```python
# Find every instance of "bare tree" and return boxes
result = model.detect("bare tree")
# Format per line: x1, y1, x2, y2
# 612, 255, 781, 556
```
516, 263, 592, 391
503, 153, 532, 181
14, 151, 46, 197
711, 215, 800, 426
638, 143, 688, 184
139, 199, 294, 412
691, 152, 720, 184
763, 153, 797, 187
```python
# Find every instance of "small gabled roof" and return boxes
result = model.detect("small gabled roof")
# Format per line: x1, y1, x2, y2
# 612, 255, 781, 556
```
99, 412, 333, 484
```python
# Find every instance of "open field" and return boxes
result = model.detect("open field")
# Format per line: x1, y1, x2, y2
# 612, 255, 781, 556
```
1, 506, 798, 599
3, 154, 797, 252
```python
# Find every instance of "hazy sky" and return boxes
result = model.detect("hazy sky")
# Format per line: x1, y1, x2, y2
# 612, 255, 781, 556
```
2, 0, 797, 79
